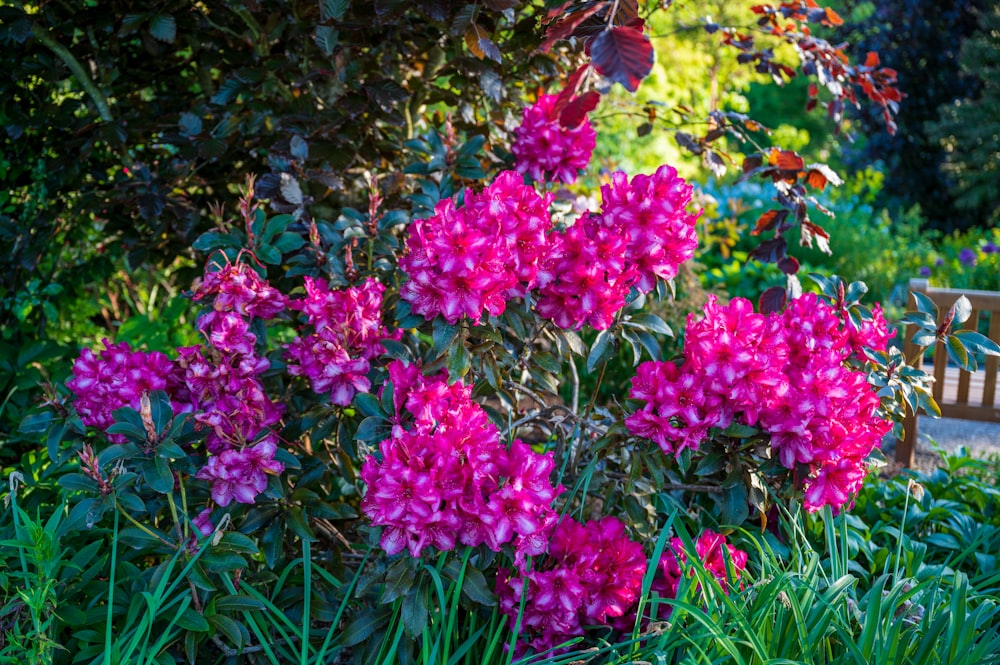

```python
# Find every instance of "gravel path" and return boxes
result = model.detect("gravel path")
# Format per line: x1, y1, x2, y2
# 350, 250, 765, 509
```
917, 416, 1000, 459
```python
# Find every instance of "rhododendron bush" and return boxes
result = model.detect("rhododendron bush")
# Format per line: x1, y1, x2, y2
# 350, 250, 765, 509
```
18, 1, 997, 663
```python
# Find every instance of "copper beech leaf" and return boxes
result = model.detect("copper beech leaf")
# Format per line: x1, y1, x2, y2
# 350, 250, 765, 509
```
588, 25, 654, 92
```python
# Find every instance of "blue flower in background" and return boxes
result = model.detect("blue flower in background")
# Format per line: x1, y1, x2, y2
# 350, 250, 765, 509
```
959, 248, 978, 266
918, 266, 932, 277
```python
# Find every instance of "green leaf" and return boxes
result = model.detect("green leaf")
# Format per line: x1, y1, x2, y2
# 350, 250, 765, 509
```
627, 313, 673, 336
910, 291, 938, 318
18, 411, 53, 434
432, 318, 462, 358
256, 244, 281, 265
355, 415, 389, 442
446, 340, 472, 382
719, 481, 749, 527
213, 532, 259, 555
148, 15, 176, 43
461, 565, 496, 606
259, 214, 294, 245
314, 25, 339, 56
721, 422, 759, 439
214, 595, 266, 613
272, 232, 305, 254
401, 587, 428, 638
175, 607, 210, 632
201, 551, 248, 573
208, 615, 245, 649
178, 112, 202, 137
342, 607, 390, 647
587, 330, 613, 373
949, 295, 973, 325
380, 559, 413, 604
320, 0, 350, 21
118, 525, 172, 550
946, 334, 973, 371
953, 330, 1000, 357
59, 473, 98, 493
354, 392, 384, 418
287, 507, 317, 542
192, 231, 242, 253
144, 456, 175, 494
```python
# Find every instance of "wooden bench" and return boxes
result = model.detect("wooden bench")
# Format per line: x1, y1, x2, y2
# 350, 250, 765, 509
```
897, 278, 1000, 466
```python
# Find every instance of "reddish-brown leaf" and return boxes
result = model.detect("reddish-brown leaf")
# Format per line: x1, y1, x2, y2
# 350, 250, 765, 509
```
540, 4, 603, 52
759, 286, 787, 314
864, 51, 880, 68
805, 169, 827, 191
752, 209, 788, 235
559, 91, 601, 128
824, 7, 843, 26
777, 255, 800, 275
484, 0, 520, 9
589, 25, 654, 92
465, 24, 488, 59
768, 148, 805, 172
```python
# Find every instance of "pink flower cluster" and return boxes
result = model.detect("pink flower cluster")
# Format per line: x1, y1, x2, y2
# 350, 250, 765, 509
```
534, 166, 699, 329
512, 94, 596, 184
360, 361, 562, 558
401, 166, 699, 330
400, 171, 553, 324
285, 277, 399, 405
496, 516, 647, 656
67, 340, 178, 442
626, 293, 894, 512
185, 260, 287, 506
652, 530, 748, 601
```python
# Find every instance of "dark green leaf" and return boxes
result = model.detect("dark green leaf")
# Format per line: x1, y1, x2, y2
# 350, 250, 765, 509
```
314, 26, 339, 56
272, 232, 305, 254
380, 559, 413, 604
201, 551, 247, 573
320, 0, 350, 21
19, 411, 53, 434
432, 318, 462, 358
343, 607, 391, 647
145, 456, 175, 494
59, 473, 98, 493
175, 607, 209, 632
287, 507, 317, 542
192, 231, 242, 253
209, 615, 245, 649
587, 330, 613, 373
627, 313, 672, 336
401, 587, 428, 638
149, 15, 176, 43
461, 565, 496, 606
446, 340, 471, 382
214, 595, 266, 613
719, 482, 749, 527
355, 391, 384, 418
178, 112, 202, 137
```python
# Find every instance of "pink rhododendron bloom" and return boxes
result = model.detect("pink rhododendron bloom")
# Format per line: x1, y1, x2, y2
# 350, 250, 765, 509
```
652, 530, 748, 601
285, 277, 397, 405
67, 339, 177, 441
400, 172, 553, 324
512, 93, 596, 184
627, 294, 893, 513
360, 361, 562, 558
195, 437, 284, 506
496, 516, 647, 656
600, 165, 700, 293
535, 213, 637, 330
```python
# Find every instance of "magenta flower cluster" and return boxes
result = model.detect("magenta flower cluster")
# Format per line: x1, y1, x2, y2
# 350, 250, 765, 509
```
626, 294, 894, 512
495, 516, 647, 655
495, 519, 748, 656
652, 530, 748, 601
512, 93, 596, 184
67, 340, 178, 442
401, 165, 699, 330
360, 361, 562, 558
536, 165, 699, 329
68, 259, 289, 508
285, 277, 399, 405
400, 171, 554, 325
